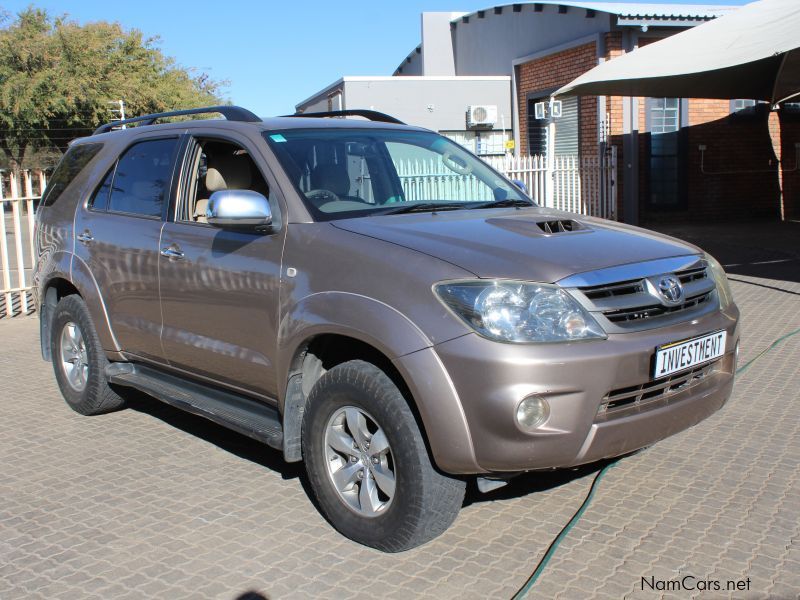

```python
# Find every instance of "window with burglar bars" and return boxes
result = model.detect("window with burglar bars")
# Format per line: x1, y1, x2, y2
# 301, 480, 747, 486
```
647, 98, 684, 209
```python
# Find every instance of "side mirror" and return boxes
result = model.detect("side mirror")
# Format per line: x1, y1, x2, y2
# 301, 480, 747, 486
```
206, 190, 272, 229
511, 179, 528, 194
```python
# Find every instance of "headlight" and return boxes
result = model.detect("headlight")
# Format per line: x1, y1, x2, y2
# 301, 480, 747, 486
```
435, 280, 606, 343
705, 254, 734, 310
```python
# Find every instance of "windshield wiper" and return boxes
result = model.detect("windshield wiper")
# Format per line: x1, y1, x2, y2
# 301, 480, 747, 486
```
466, 198, 535, 210
377, 202, 468, 215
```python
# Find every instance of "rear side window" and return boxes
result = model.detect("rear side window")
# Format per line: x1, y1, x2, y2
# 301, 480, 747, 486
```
40, 143, 103, 207
108, 138, 179, 218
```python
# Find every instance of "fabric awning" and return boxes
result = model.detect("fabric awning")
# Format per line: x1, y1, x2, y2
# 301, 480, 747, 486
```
556, 0, 800, 105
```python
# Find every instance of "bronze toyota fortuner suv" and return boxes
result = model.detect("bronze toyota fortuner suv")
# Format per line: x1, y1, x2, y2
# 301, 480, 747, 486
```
35, 106, 740, 551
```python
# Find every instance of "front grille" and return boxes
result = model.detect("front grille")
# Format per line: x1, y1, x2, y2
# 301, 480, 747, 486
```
677, 266, 708, 284
581, 278, 645, 300
598, 362, 717, 416
575, 265, 715, 327
603, 291, 713, 323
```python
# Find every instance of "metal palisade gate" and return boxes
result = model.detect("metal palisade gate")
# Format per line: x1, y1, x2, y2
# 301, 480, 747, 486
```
1, 169, 46, 318
483, 147, 617, 219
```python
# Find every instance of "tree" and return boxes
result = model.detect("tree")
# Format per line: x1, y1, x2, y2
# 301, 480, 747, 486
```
0, 7, 226, 171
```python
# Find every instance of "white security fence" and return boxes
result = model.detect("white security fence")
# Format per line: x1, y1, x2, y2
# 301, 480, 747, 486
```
383, 149, 617, 219
1, 169, 46, 318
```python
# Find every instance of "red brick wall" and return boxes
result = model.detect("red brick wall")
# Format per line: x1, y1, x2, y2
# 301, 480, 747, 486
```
517, 42, 597, 157
604, 33, 626, 219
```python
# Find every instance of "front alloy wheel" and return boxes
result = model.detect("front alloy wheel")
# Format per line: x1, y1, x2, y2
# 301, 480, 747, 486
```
302, 360, 466, 552
324, 406, 396, 517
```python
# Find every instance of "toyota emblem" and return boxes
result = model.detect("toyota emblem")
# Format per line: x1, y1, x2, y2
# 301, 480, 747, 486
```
657, 275, 684, 305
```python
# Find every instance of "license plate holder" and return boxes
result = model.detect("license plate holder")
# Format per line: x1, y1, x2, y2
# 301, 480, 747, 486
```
653, 330, 727, 378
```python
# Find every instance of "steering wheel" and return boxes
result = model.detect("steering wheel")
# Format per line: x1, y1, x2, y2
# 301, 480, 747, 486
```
305, 189, 341, 206
441, 152, 473, 176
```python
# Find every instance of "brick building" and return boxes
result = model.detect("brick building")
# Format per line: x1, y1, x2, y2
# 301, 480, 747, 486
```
299, 2, 798, 224
509, 20, 798, 224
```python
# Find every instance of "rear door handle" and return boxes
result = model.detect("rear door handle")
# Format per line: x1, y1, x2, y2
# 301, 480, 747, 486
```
160, 246, 185, 260
77, 231, 94, 244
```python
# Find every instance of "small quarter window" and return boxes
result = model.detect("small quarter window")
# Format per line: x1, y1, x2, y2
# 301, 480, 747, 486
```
108, 138, 179, 218
40, 143, 103, 207
89, 167, 115, 211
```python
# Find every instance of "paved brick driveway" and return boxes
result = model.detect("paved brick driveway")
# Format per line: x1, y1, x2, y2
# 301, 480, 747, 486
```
1, 230, 798, 599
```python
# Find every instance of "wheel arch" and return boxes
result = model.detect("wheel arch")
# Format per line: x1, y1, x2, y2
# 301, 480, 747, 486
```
277, 292, 479, 473
39, 274, 81, 361
281, 332, 433, 464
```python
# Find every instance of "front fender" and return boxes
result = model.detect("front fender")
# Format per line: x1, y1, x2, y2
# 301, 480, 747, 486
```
277, 292, 481, 474
277, 292, 431, 387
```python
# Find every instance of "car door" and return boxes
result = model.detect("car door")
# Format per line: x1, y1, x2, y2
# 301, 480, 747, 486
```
73, 135, 181, 362
158, 132, 285, 398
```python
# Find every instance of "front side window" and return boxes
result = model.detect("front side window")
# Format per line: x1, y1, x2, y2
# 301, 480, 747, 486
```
40, 143, 103, 207
108, 138, 179, 217
264, 128, 529, 221
178, 138, 281, 229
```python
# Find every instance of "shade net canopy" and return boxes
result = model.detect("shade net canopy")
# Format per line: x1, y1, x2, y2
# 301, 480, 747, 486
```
556, 0, 800, 104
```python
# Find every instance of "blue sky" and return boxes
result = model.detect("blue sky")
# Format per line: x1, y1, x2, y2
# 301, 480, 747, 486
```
2, 0, 749, 116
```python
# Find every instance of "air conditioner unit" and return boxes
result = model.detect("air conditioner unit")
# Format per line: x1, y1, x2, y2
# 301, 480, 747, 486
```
467, 105, 497, 128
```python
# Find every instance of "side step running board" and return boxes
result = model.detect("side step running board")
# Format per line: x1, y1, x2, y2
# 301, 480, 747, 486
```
106, 363, 283, 450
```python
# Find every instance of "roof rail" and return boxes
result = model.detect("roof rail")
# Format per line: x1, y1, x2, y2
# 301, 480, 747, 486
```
93, 105, 261, 135
285, 109, 405, 125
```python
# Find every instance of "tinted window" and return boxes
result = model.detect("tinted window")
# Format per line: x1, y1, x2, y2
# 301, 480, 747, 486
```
108, 138, 178, 217
89, 167, 114, 211
40, 143, 103, 207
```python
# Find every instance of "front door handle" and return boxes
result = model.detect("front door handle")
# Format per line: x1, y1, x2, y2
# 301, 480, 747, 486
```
160, 246, 185, 260
77, 231, 94, 244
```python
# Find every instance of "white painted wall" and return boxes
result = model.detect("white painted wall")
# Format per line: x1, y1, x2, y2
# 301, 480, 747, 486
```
341, 77, 511, 132
450, 5, 610, 75
420, 12, 461, 76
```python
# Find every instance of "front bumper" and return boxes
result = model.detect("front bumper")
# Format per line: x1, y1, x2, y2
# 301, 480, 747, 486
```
432, 304, 740, 473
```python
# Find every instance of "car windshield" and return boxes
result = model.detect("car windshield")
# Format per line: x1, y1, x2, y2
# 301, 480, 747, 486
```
263, 128, 533, 221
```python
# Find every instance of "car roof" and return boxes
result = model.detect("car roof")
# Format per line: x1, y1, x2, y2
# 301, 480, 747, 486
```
72, 114, 428, 147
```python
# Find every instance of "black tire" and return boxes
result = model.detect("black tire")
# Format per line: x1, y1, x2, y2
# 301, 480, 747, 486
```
50, 294, 125, 415
302, 360, 466, 552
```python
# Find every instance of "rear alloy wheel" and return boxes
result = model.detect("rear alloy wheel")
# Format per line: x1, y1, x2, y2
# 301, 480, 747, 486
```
51, 295, 125, 415
58, 321, 89, 392
302, 360, 466, 552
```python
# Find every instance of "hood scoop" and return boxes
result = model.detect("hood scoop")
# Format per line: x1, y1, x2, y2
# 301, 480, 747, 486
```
484, 216, 591, 237
536, 219, 585, 234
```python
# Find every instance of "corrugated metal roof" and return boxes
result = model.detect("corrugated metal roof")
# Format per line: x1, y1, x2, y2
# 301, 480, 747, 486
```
455, 1, 740, 22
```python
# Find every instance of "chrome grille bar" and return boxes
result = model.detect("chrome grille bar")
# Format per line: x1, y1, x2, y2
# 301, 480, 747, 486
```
598, 362, 717, 415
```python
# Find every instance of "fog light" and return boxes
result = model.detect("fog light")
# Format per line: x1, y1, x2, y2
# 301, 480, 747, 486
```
516, 395, 549, 431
